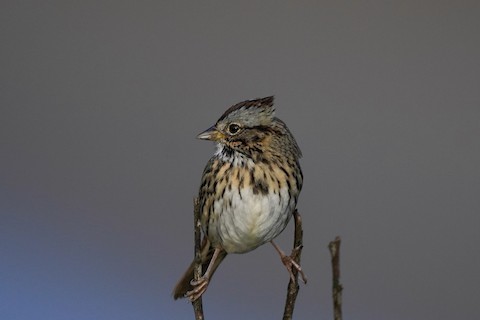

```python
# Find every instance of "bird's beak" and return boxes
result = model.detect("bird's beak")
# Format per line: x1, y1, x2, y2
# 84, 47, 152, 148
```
197, 126, 224, 141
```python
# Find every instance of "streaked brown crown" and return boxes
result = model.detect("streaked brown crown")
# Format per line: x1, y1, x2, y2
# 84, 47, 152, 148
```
209, 96, 302, 161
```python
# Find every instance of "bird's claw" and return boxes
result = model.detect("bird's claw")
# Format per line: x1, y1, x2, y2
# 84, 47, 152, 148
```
186, 277, 209, 302
281, 245, 307, 284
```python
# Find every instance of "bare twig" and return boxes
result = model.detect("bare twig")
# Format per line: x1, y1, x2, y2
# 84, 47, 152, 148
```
328, 236, 343, 320
282, 210, 304, 320
192, 198, 204, 320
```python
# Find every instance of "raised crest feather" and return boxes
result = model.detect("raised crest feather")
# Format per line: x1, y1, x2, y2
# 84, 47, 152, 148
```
217, 96, 275, 127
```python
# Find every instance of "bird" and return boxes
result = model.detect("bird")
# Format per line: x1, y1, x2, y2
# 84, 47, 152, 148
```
173, 96, 305, 301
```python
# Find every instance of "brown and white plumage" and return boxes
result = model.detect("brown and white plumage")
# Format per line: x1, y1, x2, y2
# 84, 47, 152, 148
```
173, 96, 304, 300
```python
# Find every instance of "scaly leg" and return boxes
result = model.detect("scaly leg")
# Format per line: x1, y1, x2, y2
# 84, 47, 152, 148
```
271, 241, 307, 284
186, 247, 223, 301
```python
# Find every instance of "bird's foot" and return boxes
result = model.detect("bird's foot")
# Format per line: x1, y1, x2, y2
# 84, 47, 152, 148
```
186, 276, 210, 302
281, 245, 307, 284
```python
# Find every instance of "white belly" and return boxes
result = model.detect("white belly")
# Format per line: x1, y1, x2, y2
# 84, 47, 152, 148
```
211, 185, 294, 254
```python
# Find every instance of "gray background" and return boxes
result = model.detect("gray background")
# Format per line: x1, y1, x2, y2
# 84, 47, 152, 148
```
1, 1, 479, 319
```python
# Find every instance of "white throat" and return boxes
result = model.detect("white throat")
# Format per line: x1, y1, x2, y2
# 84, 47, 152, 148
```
214, 143, 255, 168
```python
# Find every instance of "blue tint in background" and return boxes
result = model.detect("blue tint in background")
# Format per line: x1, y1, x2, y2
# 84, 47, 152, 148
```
1, 1, 480, 319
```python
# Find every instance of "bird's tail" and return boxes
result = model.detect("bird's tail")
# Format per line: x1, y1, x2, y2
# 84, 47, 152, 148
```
172, 238, 227, 299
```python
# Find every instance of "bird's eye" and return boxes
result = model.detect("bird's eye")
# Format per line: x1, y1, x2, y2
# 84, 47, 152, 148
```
227, 123, 241, 135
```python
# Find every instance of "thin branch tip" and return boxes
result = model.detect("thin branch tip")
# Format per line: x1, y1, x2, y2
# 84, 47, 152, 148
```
329, 236, 343, 320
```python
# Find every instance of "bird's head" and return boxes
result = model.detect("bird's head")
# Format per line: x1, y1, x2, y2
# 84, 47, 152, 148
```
197, 96, 301, 160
